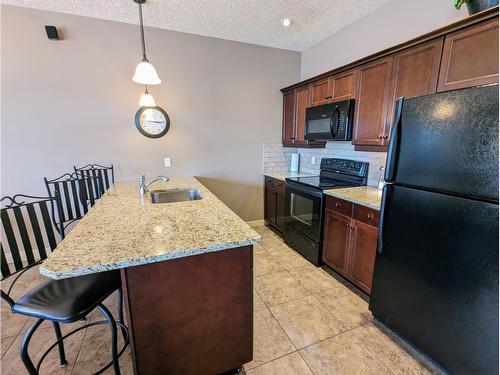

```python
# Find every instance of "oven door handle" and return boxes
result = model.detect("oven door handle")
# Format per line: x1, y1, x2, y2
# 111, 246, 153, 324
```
285, 182, 324, 199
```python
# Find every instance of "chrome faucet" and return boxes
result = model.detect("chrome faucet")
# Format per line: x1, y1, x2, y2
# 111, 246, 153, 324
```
139, 175, 169, 198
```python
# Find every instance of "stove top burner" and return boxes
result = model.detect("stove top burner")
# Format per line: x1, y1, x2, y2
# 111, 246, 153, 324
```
286, 176, 359, 190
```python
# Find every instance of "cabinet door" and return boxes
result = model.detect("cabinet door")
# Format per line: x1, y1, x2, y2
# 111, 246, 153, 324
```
275, 180, 286, 233
352, 56, 393, 146
295, 86, 310, 142
385, 38, 443, 144
310, 78, 332, 106
437, 18, 499, 92
264, 177, 276, 226
348, 220, 378, 294
282, 91, 296, 145
332, 70, 358, 101
322, 209, 352, 277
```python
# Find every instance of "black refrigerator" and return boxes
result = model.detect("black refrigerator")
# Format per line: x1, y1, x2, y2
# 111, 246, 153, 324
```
369, 85, 499, 375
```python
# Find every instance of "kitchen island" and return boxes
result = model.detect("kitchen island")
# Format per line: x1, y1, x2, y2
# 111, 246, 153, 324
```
40, 178, 261, 375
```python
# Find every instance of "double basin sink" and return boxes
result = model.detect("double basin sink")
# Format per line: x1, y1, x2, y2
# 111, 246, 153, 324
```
150, 188, 202, 204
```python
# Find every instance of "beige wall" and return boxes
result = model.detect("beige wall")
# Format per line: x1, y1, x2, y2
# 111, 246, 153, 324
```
300, 0, 468, 80
1, 5, 300, 221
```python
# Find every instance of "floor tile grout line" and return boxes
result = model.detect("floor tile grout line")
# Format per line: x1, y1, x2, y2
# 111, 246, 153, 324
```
296, 348, 317, 375
245, 348, 298, 372
297, 321, 373, 353
350, 326, 400, 375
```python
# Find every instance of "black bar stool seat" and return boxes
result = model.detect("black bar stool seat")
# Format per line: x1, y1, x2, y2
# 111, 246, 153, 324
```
12, 270, 120, 323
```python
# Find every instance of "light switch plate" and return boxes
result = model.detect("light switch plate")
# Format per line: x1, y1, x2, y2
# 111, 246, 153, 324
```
311, 156, 316, 165
164, 157, 171, 168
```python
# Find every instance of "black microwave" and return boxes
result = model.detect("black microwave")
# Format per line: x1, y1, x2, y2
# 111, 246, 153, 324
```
304, 99, 354, 141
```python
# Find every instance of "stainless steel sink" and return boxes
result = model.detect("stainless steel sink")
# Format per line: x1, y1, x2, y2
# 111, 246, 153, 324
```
150, 188, 202, 204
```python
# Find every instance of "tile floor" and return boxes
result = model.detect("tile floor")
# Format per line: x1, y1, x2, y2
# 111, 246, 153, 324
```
1, 225, 444, 375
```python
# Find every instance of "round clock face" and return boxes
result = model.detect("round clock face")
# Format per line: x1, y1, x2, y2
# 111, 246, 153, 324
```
135, 106, 170, 138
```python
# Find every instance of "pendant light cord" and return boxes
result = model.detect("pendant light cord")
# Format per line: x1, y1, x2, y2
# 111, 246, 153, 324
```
138, 2, 147, 59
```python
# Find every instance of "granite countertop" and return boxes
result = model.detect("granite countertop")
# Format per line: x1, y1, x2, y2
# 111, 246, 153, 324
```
40, 178, 261, 279
263, 171, 318, 181
324, 186, 383, 211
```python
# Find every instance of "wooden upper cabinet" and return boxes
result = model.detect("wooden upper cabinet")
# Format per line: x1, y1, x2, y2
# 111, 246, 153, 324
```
352, 56, 393, 146
332, 70, 358, 101
438, 18, 499, 92
295, 86, 310, 142
310, 78, 332, 106
384, 38, 443, 143
282, 90, 295, 145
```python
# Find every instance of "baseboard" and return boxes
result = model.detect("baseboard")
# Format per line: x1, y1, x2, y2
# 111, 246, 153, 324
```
246, 219, 265, 227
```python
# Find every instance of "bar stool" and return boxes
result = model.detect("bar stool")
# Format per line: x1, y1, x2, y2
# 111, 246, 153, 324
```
0, 193, 128, 374
74, 164, 115, 195
44, 172, 100, 236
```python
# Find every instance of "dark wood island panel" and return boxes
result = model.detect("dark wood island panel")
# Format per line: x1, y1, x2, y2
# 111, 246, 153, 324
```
121, 245, 253, 375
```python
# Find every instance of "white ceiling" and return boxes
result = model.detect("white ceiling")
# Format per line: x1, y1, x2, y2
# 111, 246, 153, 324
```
2, 0, 391, 51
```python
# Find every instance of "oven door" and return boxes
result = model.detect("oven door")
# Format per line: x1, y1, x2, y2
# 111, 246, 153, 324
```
284, 182, 324, 243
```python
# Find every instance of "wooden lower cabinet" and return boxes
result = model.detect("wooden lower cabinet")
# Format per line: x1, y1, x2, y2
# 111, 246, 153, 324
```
322, 196, 379, 294
322, 209, 352, 277
264, 176, 286, 233
348, 220, 379, 293
121, 245, 253, 375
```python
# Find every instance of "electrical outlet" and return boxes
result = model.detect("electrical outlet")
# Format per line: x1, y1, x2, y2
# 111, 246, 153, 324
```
164, 157, 171, 168
311, 156, 316, 165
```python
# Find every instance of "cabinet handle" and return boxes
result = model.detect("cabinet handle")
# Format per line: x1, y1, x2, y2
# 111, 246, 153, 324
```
325, 95, 333, 99
351, 225, 356, 230
345, 223, 350, 227
383, 135, 388, 139
367, 213, 373, 219
335, 203, 341, 207
291, 137, 295, 140
377, 135, 383, 139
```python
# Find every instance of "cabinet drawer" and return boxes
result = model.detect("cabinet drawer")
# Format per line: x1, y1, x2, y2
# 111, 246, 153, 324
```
325, 196, 353, 217
353, 204, 379, 227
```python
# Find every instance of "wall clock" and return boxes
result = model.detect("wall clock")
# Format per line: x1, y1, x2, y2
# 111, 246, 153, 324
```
135, 106, 170, 138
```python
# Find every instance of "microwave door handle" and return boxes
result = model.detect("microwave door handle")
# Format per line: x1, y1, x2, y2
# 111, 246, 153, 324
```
330, 106, 339, 138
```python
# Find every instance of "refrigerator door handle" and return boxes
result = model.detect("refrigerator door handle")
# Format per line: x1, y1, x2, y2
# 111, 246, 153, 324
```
385, 98, 404, 182
377, 185, 388, 254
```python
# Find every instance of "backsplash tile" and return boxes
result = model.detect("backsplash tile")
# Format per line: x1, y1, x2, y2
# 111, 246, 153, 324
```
263, 142, 387, 187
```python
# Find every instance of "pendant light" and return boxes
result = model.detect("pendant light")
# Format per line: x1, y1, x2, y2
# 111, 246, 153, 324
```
132, 0, 161, 85
139, 85, 156, 106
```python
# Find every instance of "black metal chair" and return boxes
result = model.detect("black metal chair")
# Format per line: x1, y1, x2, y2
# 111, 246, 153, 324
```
74, 164, 115, 195
44, 172, 100, 236
1, 193, 128, 374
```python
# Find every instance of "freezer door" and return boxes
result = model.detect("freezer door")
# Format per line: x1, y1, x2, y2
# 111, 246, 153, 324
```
385, 85, 498, 202
370, 184, 498, 375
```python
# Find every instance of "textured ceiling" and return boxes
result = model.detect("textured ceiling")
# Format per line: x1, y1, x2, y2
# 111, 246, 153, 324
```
2, 0, 391, 51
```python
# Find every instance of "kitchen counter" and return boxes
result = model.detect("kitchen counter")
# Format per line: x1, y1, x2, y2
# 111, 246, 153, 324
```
324, 186, 383, 211
40, 177, 257, 374
40, 177, 261, 279
263, 170, 317, 181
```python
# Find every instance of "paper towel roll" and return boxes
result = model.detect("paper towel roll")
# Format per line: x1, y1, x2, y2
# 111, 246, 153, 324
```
290, 153, 299, 172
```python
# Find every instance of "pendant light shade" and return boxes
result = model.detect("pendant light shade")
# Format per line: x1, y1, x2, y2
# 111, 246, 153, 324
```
139, 86, 156, 106
133, 58, 161, 85
132, 0, 161, 85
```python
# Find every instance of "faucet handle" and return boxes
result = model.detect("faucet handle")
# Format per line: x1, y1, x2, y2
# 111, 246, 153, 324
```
139, 175, 146, 184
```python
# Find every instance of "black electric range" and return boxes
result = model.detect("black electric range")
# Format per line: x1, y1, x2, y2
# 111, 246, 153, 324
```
283, 158, 369, 266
